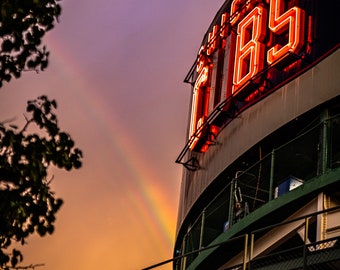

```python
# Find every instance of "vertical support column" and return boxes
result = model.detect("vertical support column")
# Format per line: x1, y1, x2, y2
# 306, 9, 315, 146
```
303, 217, 310, 269
269, 149, 275, 201
249, 233, 255, 270
243, 234, 249, 270
316, 193, 325, 242
316, 109, 329, 245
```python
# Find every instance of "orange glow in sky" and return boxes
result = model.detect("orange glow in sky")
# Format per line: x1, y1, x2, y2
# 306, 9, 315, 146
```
0, 0, 225, 269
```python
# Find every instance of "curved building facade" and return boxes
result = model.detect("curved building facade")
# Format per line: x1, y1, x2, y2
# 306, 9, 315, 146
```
174, 0, 340, 269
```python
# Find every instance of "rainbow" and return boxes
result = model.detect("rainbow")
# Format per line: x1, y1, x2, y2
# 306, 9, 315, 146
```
46, 36, 177, 264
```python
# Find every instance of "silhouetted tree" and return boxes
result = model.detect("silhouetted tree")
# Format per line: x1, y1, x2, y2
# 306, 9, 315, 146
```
0, 96, 83, 269
0, 0, 61, 87
0, 1, 83, 269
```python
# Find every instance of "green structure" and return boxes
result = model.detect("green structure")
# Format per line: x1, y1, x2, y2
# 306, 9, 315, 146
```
173, 0, 340, 269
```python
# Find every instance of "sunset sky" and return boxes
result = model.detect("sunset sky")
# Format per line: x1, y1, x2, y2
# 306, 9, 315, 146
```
0, 1, 225, 269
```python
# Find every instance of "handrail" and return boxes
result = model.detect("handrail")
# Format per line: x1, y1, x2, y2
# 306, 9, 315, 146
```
142, 206, 340, 270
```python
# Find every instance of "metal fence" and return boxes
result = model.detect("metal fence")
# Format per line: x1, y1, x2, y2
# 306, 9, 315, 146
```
143, 207, 340, 270
143, 115, 340, 270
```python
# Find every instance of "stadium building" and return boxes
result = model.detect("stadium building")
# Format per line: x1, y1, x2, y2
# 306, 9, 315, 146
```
173, 0, 340, 269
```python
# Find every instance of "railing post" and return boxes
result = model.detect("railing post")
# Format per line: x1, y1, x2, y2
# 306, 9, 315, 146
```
249, 233, 255, 270
199, 209, 205, 251
243, 234, 249, 270
320, 109, 330, 174
269, 149, 275, 201
303, 217, 309, 270
228, 178, 235, 227
181, 235, 187, 270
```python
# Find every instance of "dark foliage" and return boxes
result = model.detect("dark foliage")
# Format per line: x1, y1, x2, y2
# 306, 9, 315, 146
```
0, 96, 83, 269
0, 0, 61, 87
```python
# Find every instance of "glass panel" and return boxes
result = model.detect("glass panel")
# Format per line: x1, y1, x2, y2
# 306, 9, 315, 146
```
330, 115, 340, 169
183, 214, 202, 266
274, 124, 320, 189
203, 185, 232, 246
236, 153, 272, 214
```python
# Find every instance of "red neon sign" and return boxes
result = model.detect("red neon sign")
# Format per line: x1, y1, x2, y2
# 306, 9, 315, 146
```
189, 46, 211, 150
230, 0, 255, 26
232, 5, 267, 94
189, 0, 307, 152
267, 0, 305, 64
207, 25, 220, 55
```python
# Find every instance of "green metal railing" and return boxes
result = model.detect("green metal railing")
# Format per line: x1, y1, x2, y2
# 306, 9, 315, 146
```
143, 207, 340, 270
142, 115, 340, 270
176, 115, 340, 268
